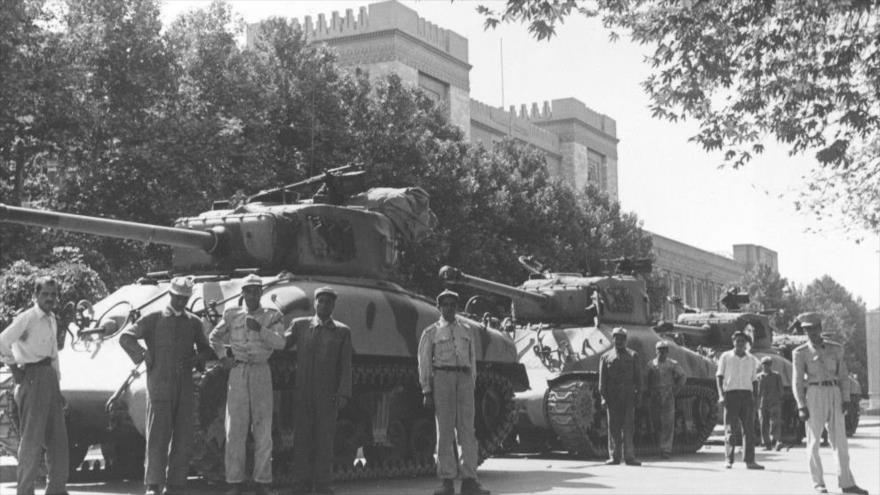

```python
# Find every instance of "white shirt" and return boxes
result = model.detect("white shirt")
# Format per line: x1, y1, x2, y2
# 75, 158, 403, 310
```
0, 303, 59, 372
717, 349, 760, 392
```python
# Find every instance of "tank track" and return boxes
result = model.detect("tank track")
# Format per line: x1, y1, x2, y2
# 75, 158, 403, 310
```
193, 360, 518, 484
544, 378, 719, 458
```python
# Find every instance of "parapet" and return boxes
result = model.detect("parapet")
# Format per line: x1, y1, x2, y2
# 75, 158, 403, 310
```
470, 99, 560, 153
511, 98, 617, 137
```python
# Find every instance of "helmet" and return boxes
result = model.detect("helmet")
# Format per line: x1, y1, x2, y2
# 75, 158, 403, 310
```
436, 289, 459, 305
169, 276, 194, 297
241, 274, 262, 289
655, 340, 669, 349
612, 327, 627, 337
314, 286, 338, 300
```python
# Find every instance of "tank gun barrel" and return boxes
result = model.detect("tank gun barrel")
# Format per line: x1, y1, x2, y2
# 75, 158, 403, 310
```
439, 266, 551, 307
0, 203, 218, 252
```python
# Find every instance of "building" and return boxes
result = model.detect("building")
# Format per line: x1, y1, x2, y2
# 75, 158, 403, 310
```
867, 309, 880, 412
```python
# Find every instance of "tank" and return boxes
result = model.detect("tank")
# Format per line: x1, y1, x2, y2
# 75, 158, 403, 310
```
0, 167, 529, 483
658, 289, 806, 444
438, 257, 720, 457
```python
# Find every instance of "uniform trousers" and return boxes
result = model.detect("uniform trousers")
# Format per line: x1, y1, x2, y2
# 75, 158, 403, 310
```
14, 363, 69, 495
804, 386, 855, 489
433, 368, 478, 480
723, 390, 756, 464
652, 388, 676, 454
758, 403, 782, 447
293, 388, 337, 488
144, 372, 194, 486
606, 397, 636, 461
225, 362, 274, 484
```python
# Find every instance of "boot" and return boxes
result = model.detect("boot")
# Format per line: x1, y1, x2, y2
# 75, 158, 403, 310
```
460, 478, 490, 495
433, 478, 455, 495
145, 485, 161, 495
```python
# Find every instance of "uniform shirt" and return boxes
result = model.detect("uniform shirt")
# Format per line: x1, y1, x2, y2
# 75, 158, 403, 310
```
756, 369, 784, 408
209, 305, 285, 363
792, 339, 850, 409
716, 350, 760, 392
119, 306, 213, 400
0, 304, 59, 373
417, 317, 477, 394
647, 357, 686, 392
599, 347, 641, 403
285, 315, 352, 399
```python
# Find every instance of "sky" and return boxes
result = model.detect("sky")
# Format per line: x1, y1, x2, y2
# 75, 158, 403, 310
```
160, 0, 880, 309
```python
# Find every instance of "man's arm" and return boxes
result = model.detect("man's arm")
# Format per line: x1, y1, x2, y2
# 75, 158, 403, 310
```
417, 326, 434, 394
119, 314, 151, 365
0, 311, 30, 363
836, 346, 851, 406
716, 354, 727, 400
192, 318, 216, 363
792, 349, 807, 409
336, 327, 353, 399
260, 311, 286, 350
598, 355, 607, 399
674, 362, 687, 391
283, 320, 300, 351
208, 314, 230, 359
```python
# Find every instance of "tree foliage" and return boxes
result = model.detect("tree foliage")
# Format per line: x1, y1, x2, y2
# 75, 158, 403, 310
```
477, 0, 880, 231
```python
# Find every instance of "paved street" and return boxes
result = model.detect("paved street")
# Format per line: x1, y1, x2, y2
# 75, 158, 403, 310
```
3, 416, 879, 495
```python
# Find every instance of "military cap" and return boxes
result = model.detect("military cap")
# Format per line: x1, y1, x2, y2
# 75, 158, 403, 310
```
760, 356, 773, 364
797, 312, 822, 328
241, 274, 262, 289
655, 340, 669, 349
612, 327, 628, 337
169, 276, 194, 297
314, 286, 338, 300
731, 330, 751, 343
436, 289, 459, 305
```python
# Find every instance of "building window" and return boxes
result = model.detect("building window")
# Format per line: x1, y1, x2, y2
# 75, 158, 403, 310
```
587, 149, 606, 192
686, 278, 694, 305
418, 72, 449, 107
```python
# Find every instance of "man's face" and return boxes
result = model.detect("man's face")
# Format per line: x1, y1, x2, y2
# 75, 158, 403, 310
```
733, 336, 747, 353
613, 334, 627, 350
169, 294, 190, 312
35, 283, 58, 313
762, 362, 772, 372
806, 325, 823, 344
657, 347, 668, 360
439, 299, 457, 322
315, 294, 335, 320
242, 286, 262, 311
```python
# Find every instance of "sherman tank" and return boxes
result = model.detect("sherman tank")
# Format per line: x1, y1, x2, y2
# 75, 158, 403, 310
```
657, 290, 806, 444
0, 167, 528, 483
438, 257, 720, 458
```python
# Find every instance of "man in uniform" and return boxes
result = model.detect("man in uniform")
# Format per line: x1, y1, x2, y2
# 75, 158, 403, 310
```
209, 274, 285, 495
716, 331, 763, 470
0, 276, 69, 495
418, 290, 490, 495
598, 327, 642, 466
645, 340, 686, 459
792, 312, 868, 494
756, 355, 784, 451
119, 276, 214, 495
284, 287, 352, 495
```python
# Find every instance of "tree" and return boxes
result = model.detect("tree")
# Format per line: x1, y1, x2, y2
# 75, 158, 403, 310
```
739, 264, 793, 330
477, 1, 880, 231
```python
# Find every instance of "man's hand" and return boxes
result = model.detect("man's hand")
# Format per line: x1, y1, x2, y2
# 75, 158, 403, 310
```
842, 401, 849, 415
798, 407, 810, 422
717, 394, 725, 405
245, 316, 261, 332
423, 393, 434, 410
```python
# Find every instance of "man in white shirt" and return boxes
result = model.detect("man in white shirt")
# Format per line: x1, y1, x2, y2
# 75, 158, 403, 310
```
716, 330, 763, 470
0, 276, 69, 495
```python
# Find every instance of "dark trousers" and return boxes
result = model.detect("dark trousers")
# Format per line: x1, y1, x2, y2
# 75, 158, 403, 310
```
606, 397, 636, 462
723, 390, 756, 464
14, 363, 69, 495
759, 403, 782, 447
293, 391, 337, 489
144, 380, 194, 486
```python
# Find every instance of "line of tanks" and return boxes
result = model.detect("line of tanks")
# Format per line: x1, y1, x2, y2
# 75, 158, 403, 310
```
1, 167, 836, 484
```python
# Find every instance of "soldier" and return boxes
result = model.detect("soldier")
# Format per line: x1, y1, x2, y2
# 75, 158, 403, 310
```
646, 340, 686, 459
756, 355, 784, 451
119, 276, 214, 495
209, 274, 285, 495
284, 287, 352, 495
598, 327, 642, 466
0, 276, 69, 495
418, 290, 490, 495
716, 331, 763, 470
792, 312, 868, 494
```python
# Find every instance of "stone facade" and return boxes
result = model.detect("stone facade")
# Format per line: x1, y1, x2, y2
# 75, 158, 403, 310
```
733, 244, 779, 272
867, 309, 880, 412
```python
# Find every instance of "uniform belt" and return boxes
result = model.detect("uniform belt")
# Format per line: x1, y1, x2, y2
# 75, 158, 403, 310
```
809, 380, 838, 387
22, 357, 53, 368
234, 359, 266, 366
434, 365, 470, 373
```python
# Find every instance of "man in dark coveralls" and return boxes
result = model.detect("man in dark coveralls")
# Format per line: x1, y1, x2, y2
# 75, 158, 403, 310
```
119, 276, 214, 495
599, 326, 642, 466
284, 286, 353, 495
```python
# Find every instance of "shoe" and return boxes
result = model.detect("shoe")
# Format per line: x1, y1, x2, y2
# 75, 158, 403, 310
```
254, 483, 272, 495
225, 483, 243, 495
433, 478, 455, 495
814, 486, 828, 494
604, 458, 620, 465
314, 484, 335, 495
624, 459, 642, 466
146, 485, 161, 495
460, 478, 490, 495
746, 462, 765, 470
762, 445, 773, 451
725, 462, 732, 469
841, 486, 868, 495
659, 452, 671, 459
775, 442, 786, 451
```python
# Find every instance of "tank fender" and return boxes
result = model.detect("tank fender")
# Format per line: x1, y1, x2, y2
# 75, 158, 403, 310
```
547, 370, 598, 388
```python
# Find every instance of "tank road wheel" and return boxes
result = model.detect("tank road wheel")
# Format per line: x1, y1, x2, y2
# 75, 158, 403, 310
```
671, 383, 719, 455
475, 369, 517, 462
545, 377, 603, 457
192, 365, 229, 482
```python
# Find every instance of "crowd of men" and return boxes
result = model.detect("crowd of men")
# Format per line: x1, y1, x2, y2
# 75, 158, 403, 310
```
0, 277, 871, 495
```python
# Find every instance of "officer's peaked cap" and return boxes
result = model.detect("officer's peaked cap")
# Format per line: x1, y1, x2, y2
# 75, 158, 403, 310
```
760, 356, 773, 364
169, 276, 194, 297
436, 289, 459, 305
612, 327, 627, 337
797, 312, 822, 328
315, 286, 338, 300
241, 274, 262, 289
655, 340, 669, 349
731, 330, 751, 343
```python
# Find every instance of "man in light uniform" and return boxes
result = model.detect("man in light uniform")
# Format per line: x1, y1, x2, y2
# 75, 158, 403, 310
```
599, 326, 642, 466
209, 274, 285, 495
755, 355, 784, 451
0, 276, 69, 495
119, 276, 214, 495
646, 339, 686, 459
716, 331, 763, 470
418, 290, 489, 495
792, 312, 867, 494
